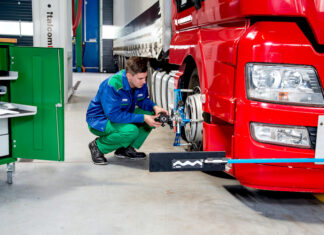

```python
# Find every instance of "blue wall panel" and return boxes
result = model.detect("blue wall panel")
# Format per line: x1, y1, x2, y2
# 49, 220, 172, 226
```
0, 0, 33, 46
0, 0, 32, 21
83, 0, 99, 72
72, 0, 100, 72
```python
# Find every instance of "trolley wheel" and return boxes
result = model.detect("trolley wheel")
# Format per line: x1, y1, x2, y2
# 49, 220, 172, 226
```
7, 171, 13, 184
6, 162, 15, 185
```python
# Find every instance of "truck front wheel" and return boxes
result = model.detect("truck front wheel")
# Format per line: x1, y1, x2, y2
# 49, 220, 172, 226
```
183, 68, 203, 150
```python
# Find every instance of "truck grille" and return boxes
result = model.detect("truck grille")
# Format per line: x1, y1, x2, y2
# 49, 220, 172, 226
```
307, 127, 317, 149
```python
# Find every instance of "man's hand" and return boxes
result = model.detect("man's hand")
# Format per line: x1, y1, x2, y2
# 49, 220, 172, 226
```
144, 114, 162, 127
153, 106, 169, 116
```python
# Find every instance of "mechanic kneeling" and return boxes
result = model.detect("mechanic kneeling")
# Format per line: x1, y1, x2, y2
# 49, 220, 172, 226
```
86, 56, 168, 165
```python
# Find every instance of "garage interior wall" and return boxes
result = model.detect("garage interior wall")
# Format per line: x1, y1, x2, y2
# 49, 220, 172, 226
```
0, 0, 131, 73
0, 0, 33, 46
102, 0, 117, 73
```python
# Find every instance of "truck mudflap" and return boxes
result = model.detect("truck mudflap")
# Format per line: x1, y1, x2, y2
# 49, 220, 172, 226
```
149, 152, 226, 172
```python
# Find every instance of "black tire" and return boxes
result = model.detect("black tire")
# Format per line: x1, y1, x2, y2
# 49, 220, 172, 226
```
118, 56, 127, 70
182, 68, 203, 150
118, 56, 122, 71
188, 68, 200, 94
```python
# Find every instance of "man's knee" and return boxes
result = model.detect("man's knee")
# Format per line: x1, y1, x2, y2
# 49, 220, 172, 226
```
121, 124, 139, 139
134, 108, 154, 115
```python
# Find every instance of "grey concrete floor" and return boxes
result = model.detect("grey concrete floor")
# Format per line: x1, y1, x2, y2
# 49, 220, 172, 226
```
1, 73, 324, 235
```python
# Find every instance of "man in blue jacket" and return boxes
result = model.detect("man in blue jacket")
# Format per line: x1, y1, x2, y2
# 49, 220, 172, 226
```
86, 57, 168, 165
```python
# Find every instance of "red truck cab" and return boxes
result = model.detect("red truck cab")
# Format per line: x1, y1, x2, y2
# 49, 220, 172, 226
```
169, 0, 324, 192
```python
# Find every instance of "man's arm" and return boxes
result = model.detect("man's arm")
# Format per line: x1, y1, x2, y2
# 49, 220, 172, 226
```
136, 86, 156, 111
137, 95, 169, 115
101, 85, 144, 123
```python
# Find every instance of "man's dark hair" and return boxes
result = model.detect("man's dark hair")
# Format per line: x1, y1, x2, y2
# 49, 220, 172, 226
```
125, 56, 148, 75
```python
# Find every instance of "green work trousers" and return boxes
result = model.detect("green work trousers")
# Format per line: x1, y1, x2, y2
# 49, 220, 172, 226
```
89, 108, 154, 154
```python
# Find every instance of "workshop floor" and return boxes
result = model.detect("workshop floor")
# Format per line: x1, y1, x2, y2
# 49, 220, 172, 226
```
1, 73, 324, 235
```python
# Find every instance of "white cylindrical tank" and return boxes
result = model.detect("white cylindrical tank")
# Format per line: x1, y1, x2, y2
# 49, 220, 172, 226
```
151, 70, 158, 103
154, 71, 166, 107
161, 74, 171, 110
167, 76, 174, 113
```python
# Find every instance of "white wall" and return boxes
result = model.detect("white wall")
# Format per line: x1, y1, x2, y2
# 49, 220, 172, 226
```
32, 0, 73, 103
113, 0, 158, 26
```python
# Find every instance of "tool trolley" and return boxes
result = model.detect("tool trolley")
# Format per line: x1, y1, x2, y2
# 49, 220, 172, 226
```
0, 39, 64, 184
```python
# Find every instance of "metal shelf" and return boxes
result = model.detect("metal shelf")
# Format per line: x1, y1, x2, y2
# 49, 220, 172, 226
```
0, 71, 18, 80
0, 102, 37, 119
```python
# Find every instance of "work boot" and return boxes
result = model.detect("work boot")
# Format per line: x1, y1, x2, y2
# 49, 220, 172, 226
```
114, 146, 146, 160
88, 138, 108, 165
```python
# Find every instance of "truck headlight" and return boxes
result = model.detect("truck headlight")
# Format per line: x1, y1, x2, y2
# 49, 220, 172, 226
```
250, 123, 311, 148
246, 63, 324, 106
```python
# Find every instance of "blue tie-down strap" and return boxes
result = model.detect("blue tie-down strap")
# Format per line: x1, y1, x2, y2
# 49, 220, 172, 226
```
204, 158, 324, 164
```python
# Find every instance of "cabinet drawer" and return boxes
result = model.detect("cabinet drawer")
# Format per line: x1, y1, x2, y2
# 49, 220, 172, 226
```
0, 134, 9, 157
0, 118, 8, 135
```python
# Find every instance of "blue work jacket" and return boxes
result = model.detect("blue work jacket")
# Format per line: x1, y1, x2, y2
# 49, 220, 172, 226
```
86, 70, 156, 132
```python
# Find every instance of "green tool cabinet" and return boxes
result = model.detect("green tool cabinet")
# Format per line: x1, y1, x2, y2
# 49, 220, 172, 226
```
0, 43, 64, 184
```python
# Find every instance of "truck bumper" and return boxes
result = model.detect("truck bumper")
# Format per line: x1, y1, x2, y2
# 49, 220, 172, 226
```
239, 164, 324, 193
233, 102, 324, 192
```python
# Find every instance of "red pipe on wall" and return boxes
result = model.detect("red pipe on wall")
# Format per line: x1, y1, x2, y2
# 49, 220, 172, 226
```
72, 0, 75, 25
72, 0, 83, 36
